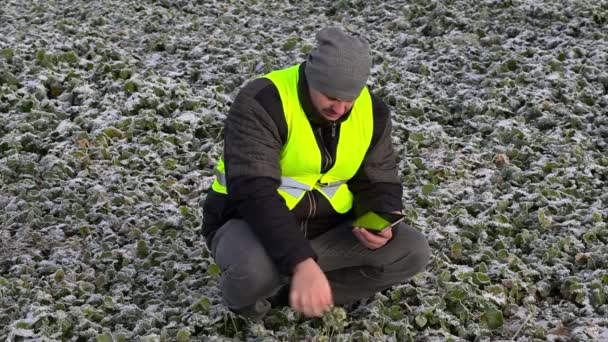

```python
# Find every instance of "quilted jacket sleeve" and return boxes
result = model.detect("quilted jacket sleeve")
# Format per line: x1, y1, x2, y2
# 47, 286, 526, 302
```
223, 78, 317, 275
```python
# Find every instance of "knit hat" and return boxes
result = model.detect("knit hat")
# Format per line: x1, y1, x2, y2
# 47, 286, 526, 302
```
305, 27, 371, 101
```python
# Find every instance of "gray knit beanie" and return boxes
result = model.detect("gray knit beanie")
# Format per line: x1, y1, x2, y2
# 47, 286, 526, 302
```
305, 27, 371, 101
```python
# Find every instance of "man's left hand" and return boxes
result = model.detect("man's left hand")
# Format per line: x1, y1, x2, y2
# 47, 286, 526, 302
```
352, 227, 392, 250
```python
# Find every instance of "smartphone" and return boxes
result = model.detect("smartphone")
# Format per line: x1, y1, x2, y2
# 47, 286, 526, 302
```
353, 211, 406, 233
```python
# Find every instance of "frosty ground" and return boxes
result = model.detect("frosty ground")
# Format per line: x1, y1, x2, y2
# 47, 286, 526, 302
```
1, 0, 607, 341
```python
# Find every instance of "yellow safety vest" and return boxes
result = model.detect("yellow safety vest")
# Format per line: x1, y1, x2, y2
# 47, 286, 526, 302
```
212, 64, 374, 214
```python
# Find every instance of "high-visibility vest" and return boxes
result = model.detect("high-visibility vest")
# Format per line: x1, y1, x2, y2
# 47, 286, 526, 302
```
211, 64, 373, 214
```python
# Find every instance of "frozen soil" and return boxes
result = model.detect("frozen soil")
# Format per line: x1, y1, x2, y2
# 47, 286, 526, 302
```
1, 0, 607, 341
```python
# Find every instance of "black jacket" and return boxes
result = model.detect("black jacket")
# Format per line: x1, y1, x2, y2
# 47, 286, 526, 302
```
202, 63, 402, 275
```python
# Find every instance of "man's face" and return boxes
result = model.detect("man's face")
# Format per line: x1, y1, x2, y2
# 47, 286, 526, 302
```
308, 86, 355, 121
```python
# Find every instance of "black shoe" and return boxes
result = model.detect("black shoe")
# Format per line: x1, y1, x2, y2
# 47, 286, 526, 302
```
232, 299, 271, 321
267, 285, 290, 308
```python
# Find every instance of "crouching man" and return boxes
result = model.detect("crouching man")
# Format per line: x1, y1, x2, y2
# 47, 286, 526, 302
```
202, 27, 430, 320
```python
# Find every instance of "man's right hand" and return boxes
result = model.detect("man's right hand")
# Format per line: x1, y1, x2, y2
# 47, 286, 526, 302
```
289, 258, 333, 317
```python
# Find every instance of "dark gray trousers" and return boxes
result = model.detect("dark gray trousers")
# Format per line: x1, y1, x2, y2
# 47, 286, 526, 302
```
210, 219, 431, 320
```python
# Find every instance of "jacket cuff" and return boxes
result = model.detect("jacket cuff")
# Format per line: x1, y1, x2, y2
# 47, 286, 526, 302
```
280, 243, 318, 275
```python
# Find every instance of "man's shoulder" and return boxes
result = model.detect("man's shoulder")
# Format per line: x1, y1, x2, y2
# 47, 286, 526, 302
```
238, 77, 279, 100
365, 90, 393, 146
368, 90, 390, 118
233, 77, 284, 116
230, 75, 288, 143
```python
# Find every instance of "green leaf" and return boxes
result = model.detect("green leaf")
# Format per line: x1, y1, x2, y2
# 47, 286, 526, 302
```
0, 71, 19, 86
485, 284, 505, 295
207, 263, 221, 276
123, 80, 138, 93
176, 329, 191, 341
97, 332, 114, 342
35, 48, 55, 68
103, 127, 125, 139
387, 305, 404, 320
16, 321, 32, 329
548, 59, 562, 72
300, 44, 313, 55
450, 241, 462, 259
79, 282, 95, 293
484, 307, 504, 329
409, 132, 425, 142
538, 208, 552, 228
545, 246, 560, 259
153, 86, 165, 97
193, 297, 211, 313
83, 250, 92, 263
473, 272, 491, 285
409, 107, 424, 117
415, 314, 427, 328
501, 59, 518, 72
497, 249, 509, 260
59, 51, 79, 64
543, 161, 559, 173
136, 240, 149, 258
422, 183, 435, 195
494, 214, 509, 224
419, 64, 430, 76
411, 157, 425, 169
535, 281, 552, 298
590, 288, 606, 308
282, 37, 299, 51
35, 48, 46, 62
54, 269, 65, 282
592, 212, 603, 222
0, 48, 14, 61
179, 206, 190, 216
79, 226, 91, 236
438, 270, 451, 284
140, 335, 160, 342
476, 262, 488, 273
165, 159, 177, 170
119, 69, 131, 79
445, 285, 468, 301
454, 270, 471, 281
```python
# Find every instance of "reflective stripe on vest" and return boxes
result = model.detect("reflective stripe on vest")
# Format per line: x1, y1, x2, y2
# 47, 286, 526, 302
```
214, 172, 346, 200
211, 64, 373, 213
278, 176, 311, 198
211, 158, 227, 194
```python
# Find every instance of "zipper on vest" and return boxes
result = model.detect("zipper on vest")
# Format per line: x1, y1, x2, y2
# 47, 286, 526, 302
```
300, 191, 316, 238
317, 127, 333, 173
331, 122, 336, 138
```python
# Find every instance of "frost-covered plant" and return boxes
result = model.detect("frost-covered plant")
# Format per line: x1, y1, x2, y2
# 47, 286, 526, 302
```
1, 0, 607, 340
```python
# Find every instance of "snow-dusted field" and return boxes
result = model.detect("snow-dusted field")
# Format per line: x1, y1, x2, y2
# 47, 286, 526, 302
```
1, 0, 607, 340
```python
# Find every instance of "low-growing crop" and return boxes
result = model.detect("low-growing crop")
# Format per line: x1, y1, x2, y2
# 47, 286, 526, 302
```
1, 0, 606, 341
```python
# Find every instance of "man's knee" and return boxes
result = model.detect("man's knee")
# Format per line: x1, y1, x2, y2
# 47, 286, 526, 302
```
220, 255, 280, 308
385, 224, 431, 275
211, 220, 282, 308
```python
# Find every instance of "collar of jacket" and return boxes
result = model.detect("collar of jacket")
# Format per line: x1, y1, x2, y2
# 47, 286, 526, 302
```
297, 62, 353, 128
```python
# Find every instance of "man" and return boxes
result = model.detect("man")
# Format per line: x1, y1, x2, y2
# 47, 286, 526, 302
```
202, 27, 430, 320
